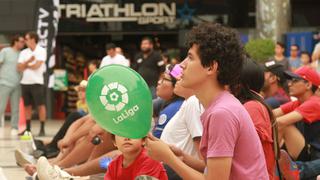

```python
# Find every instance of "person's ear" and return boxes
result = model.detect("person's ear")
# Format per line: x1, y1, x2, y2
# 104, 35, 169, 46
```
307, 82, 313, 90
207, 61, 218, 75
269, 75, 277, 84
112, 139, 117, 148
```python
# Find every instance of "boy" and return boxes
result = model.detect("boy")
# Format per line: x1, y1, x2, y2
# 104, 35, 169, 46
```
146, 23, 268, 180
105, 134, 168, 180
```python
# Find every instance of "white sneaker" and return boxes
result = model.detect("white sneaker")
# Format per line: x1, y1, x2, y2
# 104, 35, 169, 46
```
37, 157, 89, 180
11, 128, 19, 136
14, 149, 36, 167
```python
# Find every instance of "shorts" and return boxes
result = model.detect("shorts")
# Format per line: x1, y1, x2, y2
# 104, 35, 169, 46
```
296, 143, 311, 162
21, 84, 45, 106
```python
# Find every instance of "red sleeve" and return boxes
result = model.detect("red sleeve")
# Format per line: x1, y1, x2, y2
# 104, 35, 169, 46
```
136, 152, 168, 180
280, 100, 300, 114
244, 101, 273, 143
295, 98, 320, 123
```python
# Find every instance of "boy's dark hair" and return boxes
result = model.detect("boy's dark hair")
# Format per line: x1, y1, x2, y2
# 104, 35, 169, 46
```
26, 31, 39, 43
10, 34, 23, 46
276, 41, 285, 49
186, 23, 244, 87
105, 43, 116, 50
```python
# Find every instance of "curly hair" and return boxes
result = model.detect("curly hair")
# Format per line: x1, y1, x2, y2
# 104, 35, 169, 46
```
186, 23, 245, 87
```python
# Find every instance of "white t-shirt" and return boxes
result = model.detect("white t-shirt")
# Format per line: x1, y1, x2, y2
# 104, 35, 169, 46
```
100, 54, 129, 68
18, 45, 46, 85
160, 95, 203, 158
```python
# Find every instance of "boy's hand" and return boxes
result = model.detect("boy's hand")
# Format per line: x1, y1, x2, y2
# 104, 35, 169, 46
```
145, 133, 175, 163
169, 145, 184, 161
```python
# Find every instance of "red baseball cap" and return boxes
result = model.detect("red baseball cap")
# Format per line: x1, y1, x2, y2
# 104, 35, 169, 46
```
284, 66, 320, 87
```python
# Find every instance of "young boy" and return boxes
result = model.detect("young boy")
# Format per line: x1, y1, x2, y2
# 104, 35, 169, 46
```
105, 134, 168, 180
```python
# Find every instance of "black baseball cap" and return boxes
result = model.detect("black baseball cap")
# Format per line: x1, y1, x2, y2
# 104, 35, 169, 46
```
263, 61, 286, 83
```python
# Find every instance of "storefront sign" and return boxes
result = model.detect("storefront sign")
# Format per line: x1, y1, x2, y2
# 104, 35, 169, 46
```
59, 3, 176, 25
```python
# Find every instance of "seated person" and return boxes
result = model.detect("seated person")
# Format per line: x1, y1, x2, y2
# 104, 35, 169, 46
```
272, 66, 320, 178
262, 61, 290, 109
104, 134, 168, 180
152, 65, 184, 138
32, 80, 89, 158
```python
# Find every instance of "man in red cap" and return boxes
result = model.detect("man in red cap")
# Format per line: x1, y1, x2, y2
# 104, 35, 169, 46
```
273, 66, 320, 179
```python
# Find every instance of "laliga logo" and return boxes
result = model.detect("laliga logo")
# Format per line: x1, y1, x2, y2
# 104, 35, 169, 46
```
99, 82, 139, 124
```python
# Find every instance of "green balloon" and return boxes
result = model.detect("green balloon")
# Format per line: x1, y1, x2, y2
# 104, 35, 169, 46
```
86, 65, 152, 139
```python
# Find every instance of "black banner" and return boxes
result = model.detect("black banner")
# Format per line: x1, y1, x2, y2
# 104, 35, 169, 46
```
35, 0, 60, 118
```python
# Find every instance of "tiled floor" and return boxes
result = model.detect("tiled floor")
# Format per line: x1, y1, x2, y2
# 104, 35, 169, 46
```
0, 120, 63, 180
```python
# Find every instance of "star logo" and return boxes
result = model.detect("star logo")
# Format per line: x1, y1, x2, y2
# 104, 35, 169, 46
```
177, 2, 195, 22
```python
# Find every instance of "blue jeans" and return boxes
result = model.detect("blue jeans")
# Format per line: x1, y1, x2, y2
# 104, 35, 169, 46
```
297, 159, 320, 180
0, 84, 21, 129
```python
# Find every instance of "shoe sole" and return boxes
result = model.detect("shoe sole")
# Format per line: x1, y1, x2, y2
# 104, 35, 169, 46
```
14, 149, 32, 167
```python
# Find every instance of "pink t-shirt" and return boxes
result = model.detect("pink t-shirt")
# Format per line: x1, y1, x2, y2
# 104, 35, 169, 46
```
200, 91, 268, 180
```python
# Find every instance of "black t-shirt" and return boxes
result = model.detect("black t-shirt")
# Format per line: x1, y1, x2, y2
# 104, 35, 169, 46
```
133, 51, 163, 87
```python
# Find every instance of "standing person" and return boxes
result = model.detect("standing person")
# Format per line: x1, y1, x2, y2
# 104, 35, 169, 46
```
99, 43, 129, 68
115, 46, 131, 67
0, 35, 25, 135
133, 37, 164, 99
269, 42, 290, 70
17, 32, 47, 136
288, 44, 301, 71
146, 23, 268, 179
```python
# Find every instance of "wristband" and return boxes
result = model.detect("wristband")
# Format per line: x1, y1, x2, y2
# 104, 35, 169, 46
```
99, 157, 112, 170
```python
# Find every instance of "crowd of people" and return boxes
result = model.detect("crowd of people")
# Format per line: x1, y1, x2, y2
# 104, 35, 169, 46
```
1, 22, 320, 180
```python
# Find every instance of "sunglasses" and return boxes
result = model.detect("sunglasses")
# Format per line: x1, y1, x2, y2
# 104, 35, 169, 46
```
288, 78, 307, 84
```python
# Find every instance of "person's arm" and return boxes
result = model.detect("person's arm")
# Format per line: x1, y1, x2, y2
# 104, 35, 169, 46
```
273, 107, 284, 118
27, 60, 43, 70
147, 134, 232, 180
169, 138, 205, 172
276, 111, 303, 130
88, 123, 105, 141
183, 137, 205, 172
17, 56, 35, 72
58, 115, 95, 149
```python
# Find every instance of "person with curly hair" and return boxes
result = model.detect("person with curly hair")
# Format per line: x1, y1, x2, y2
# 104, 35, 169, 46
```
146, 23, 268, 180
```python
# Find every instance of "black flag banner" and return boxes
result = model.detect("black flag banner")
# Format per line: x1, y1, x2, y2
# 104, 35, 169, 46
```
35, 0, 59, 118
